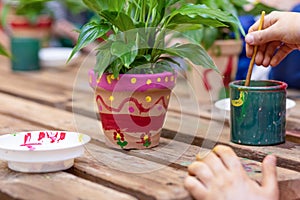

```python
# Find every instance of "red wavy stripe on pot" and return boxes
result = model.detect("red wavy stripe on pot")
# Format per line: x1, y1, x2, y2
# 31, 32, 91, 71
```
100, 113, 165, 132
96, 95, 168, 113
89, 69, 176, 92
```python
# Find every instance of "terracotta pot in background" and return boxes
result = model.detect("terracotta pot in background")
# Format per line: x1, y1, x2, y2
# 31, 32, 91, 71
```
188, 39, 243, 104
89, 70, 177, 149
9, 15, 52, 47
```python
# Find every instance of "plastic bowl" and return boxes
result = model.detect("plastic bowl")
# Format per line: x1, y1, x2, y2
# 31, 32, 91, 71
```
215, 98, 296, 120
0, 131, 90, 173
39, 47, 80, 68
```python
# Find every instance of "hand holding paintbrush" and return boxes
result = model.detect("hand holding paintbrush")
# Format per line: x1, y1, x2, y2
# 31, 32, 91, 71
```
245, 11, 300, 68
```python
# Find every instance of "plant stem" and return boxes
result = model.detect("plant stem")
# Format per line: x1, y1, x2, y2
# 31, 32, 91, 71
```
133, 0, 139, 22
151, 26, 166, 62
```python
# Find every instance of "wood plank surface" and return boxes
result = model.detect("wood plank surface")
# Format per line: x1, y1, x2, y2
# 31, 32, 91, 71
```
0, 92, 299, 199
2, 90, 299, 173
0, 55, 300, 199
0, 113, 137, 200
0, 161, 136, 200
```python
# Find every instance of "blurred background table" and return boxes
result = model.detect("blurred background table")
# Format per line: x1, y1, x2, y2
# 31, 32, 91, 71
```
0, 54, 299, 200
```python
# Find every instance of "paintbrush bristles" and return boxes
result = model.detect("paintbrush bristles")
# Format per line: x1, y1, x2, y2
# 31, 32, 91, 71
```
245, 11, 265, 86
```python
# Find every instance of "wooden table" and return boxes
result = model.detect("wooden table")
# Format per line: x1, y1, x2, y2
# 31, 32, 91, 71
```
0, 55, 299, 200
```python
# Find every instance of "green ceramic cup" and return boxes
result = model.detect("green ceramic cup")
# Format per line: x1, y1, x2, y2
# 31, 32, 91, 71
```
11, 37, 40, 71
229, 80, 287, 146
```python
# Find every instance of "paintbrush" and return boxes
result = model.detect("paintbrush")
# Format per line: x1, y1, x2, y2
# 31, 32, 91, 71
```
245, 11, 265, 86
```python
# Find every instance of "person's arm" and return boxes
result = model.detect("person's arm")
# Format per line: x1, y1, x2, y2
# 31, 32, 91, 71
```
184, 145, 279, 200
245, 11, 300, 67
46, 1, 98, 54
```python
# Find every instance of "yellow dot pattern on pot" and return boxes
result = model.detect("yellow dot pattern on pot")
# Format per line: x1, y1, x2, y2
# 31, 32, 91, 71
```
157, 77, 161, 82
145, 96, 152, 102
131, 77, 136, 84
146, 79, 152, 85
106, 75, 115, 84
109, 96, 114, 101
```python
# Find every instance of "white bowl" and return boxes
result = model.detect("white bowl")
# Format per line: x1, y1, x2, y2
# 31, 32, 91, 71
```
0, 131, 90, 173
215, 98, 296, 120
39, 47, 80, 68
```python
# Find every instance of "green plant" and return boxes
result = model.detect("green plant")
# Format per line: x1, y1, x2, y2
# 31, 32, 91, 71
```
69, 0, 244, 78
0, 43, 9, 57
181, 0, 247, 50
182, 0, 277, 50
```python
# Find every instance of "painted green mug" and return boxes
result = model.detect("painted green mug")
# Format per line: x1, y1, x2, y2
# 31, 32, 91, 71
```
229, 80, 287, 146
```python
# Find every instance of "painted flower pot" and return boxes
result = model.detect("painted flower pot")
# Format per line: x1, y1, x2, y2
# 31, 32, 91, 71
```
229, 80, 287, 146
9, 15, 52, 47
89, 70, 176, 149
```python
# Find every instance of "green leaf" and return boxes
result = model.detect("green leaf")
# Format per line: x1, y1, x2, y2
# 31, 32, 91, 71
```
166, 14, 226, 30
1, 3, 10, 28
150, 0, 166, 27
94, 42, 113, 76
0, 43, 10, 57
177, 29, 204, 44
100, 11, 135, 31
95, 50, 111, 76
165, 43, 219, 72
168, 24, 203, 32
111, 41, 137, 68
68, 21, 110, 61
166, 4, 244, 35
154, 61, 174, 73
82, 0, 103, 12
166, 0, 182, 7
159, 57, 181, 68
201, 27, 219, 50
230, 0, 249, 8
83, 0, 125, 12
244, 3, 278, 16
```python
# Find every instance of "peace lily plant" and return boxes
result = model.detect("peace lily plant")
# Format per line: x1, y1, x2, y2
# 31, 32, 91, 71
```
69, 0, 244, 77
69, 0, 245, 149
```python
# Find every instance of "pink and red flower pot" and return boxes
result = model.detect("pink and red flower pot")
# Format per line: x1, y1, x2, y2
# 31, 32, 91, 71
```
89, 70, 177, 149
9, 15, 52, 47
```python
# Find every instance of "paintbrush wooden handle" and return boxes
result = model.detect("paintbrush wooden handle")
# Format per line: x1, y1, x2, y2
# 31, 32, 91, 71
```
245, 11, 265, 86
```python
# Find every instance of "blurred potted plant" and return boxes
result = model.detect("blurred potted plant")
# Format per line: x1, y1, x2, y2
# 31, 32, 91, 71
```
1, 0, 87, 47
68, 0, 243, 149
183, 0, 276, 103
1, 0, 53, 47
180, 0, 248, 103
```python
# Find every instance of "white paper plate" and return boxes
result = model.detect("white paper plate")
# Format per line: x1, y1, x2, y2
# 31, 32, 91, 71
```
39, 47, 80, 68
215, 98, 296, 119
0, 131, 90, 173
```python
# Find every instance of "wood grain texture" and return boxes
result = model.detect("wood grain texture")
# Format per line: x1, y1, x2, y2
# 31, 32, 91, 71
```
0, 162, 136, 200
0, 55, 299, 200
0, 98, 299, 199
